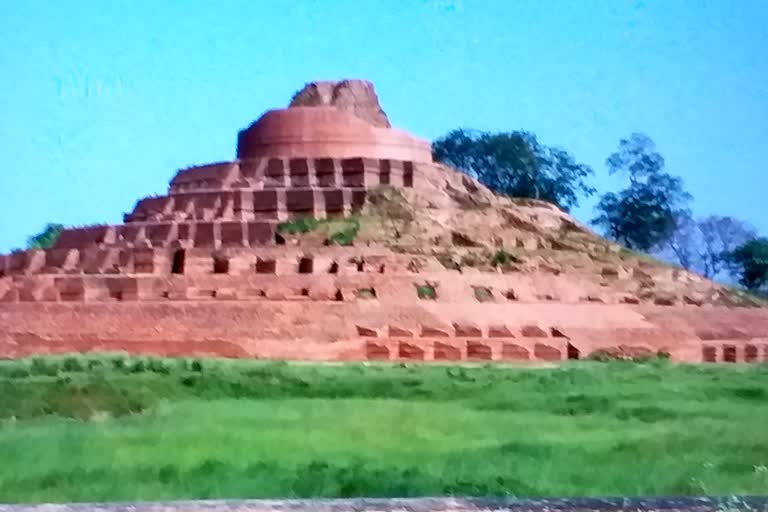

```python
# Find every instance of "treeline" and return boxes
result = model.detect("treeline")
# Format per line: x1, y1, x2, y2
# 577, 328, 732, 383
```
433, 130, 768, 295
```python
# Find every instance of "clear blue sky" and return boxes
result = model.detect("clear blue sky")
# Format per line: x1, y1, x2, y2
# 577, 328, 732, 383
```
1, 0, 766, 252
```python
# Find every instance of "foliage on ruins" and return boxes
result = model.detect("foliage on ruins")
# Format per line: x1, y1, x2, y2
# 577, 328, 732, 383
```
432, 129, 595, 212
277, 216, 360, 246
25, 223, 64, 250
592, 133, 692, 252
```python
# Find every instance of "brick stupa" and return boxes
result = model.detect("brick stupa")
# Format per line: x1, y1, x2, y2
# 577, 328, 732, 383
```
1, 79, 767, 364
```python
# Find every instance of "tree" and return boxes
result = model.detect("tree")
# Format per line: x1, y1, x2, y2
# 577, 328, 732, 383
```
26, 223, 64, 250
592, 133, 691, 252
432, 129, 595, 211
663, 214, 756, 280
725, 238, 768, 291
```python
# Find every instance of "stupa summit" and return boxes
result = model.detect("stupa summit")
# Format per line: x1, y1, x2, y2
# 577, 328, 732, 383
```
1, 80, 767, 363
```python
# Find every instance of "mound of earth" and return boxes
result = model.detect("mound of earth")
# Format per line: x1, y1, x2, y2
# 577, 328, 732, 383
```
0, 79, 766, 364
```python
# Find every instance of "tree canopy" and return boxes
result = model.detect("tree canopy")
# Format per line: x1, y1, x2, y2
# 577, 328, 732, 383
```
664, 214, 756, 280
592, 133, 691, 252
432, 129, 595, 211
726, 237, 768, 291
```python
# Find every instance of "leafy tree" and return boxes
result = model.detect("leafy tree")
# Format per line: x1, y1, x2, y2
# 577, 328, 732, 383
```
592, 133, 691, 252
664, 214, 756, 280
26, 223, 64, 250
725, 238, 768, 291
432, 129, 594, 211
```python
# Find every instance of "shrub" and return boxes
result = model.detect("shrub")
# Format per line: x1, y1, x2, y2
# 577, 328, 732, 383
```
416, 283, 437, 300
277, 218, 321, 234
490, 248, 518, 267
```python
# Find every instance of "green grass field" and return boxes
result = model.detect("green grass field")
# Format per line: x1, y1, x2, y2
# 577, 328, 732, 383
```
0, 355, 767, 502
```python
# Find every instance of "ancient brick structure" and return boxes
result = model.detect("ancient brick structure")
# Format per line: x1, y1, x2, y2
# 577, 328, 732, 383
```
1, 80, 767, 363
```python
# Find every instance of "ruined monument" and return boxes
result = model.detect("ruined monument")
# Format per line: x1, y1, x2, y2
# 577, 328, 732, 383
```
1, 79, 767, 363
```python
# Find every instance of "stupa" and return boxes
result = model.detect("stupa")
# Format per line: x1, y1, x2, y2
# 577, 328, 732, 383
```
1, 79, 767, 363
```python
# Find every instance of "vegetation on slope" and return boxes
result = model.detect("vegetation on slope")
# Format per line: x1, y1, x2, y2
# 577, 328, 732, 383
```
433, 129, 767, 295
277, 216, 360, 246
0, 356, 767, 502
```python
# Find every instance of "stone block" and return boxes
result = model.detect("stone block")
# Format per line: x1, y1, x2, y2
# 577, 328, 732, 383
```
286, 190, 315, 213
253, 190, 280, 213
255, 258, 277, 274
0, 288, 19, 303
398, 342, 425, 360
265, 158, 284, 177
534, 343, 562, 361
121, 225, 145, 244
366, 341, 390, 360
220, 222, 246, 247
264, 158, 285, 187
42, 249, 80, 273
379, 159, 391, 185
488, 325, 514, 338
433, 342, 461, 361
248, 222, 274, 246
453, 323, 482, 337
314, 158, 336, 187
356, 326, 379, 337
467, 341, 493, 360
193, 222, 217, 247
521, 325, 548, 338
389, 325, 414, 337
289, 159, 310, 187
177, 223, 193, 242
106, 277, 139, 301
55, 277, 86, 302
403, 161, 414, 187
550, 327, 569, 338
723, 344, 737, 363
745, 344, 759, 363
421, 325, 450, 337
23, 249, 45, 275
324, 190, 345, 214
54, 226, 107, 248
350, 190, 367, 211
502, 343, 530, 361
146, 224, 175, 246
81, 249, 119, 274
133, 248, 157, 274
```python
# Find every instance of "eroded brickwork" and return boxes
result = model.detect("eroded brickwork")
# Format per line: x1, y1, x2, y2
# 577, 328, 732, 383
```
1, 80, 767, 363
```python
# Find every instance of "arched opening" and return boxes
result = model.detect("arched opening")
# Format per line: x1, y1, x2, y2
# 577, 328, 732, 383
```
213, 257, 229, 274
298, 256, 313, 274
567, 343, 580, 360
256, 258, 276, 274
334, 289, 344, 301
171, 249, 185, 274
328, 262, 339, 274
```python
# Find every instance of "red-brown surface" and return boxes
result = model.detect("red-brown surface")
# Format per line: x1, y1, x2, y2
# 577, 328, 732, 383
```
1, 79, 766, 364
236, 108, 432, 162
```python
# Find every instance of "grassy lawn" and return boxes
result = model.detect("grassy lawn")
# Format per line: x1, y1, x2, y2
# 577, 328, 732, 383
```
0, 356, 767, 502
